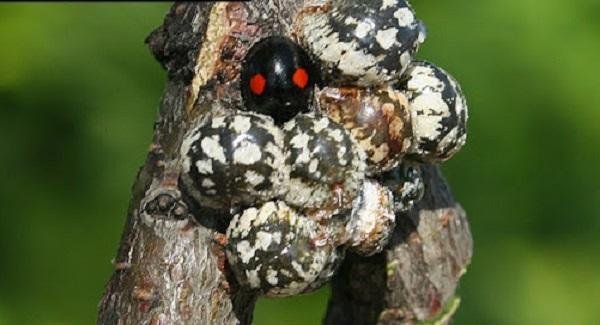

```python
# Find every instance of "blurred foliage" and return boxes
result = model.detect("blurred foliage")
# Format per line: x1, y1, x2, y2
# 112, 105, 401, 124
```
0, 2, 598, 324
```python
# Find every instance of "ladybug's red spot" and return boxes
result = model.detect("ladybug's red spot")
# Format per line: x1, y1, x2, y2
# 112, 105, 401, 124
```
250, 73, 266, 95
292, 68, 309, 89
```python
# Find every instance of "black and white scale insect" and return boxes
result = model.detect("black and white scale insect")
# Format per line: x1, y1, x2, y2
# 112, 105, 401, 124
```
179, 112, 288, 210
400, 61, 468, 163
283, 113, 366, 209
225, 200, 344, 297
298, 0, 427, 86
177, 0, 468, 297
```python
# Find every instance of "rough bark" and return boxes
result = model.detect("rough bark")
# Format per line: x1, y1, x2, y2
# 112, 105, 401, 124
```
97, 3, 257, 324
97, 2, 472, 324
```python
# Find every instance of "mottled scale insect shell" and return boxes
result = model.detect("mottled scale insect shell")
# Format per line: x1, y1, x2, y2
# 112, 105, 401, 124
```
399, 61, 468, 163
346, 179, 395, 256
319, 86, 413, 174
377, 162, 424, 213
225, 201, 344, 297
179, 112, 288, 210
297, 0, 426, 87
282, 113, 367, 209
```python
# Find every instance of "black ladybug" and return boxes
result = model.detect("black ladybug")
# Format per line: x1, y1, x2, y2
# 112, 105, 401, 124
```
241, 36, 319, 125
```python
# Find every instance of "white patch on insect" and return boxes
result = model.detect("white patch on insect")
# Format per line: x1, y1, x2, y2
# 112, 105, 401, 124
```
271, 280, 303, 297
284, 229, 295, 242
290, 132, 312, 164
237, 240, 257, 264
348, 180, 394, 254
201, 135, 227, 164
338, 48, 378, 77
290, 131, 310, 149
343, 15, 358, 26
353, 181, 377, 232
288, 281, 302, 290
266, 269, 279, 286
195, 159, 213, 174
233, 141, 262, 165
437, 127, 459, 153
402, 175, 420, 195
256, 231, 273, 250
354, 19, 373, 39
312, 118, 329, 133
181, 156, 192, 174
308, 158, 319, 174
302, 15, 340, 62
403, 138, 412, 153
201, 178, 215, 188
272, 231, 282, 244
328, 128, 345, 142
211, 116, 226, 129
232, 115, 252, 133
400, 52, 411, 70
381, 0, 397, 10
233, 207, 258, 237
303, 13, 394, 83
264, 141, 284, 167
288, 281, 306, 291
283, 118, 296, 131
276, 201, 297, 223
393, 7, 415, 27
244, 170, 265, 187
284, 178, 330, 207
375, 28, 398, 50
417, 28, 427, 44
268, 124, 286, 143
337, 145, 348, 165
410, 94, 447, 141
246, 269, 261, 288
407, 66, 443, 91
280, 269, 292, 278
180, 130, 202, 172
256, 201, 277, 225
321, 39, 353, 66
291, 261, 309, 280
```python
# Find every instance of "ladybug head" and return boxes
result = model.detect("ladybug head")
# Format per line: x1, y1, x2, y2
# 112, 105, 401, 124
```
241, 36, 319, 125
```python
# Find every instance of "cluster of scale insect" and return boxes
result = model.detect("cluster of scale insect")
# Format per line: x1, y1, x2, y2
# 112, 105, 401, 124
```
178, 0, 468, 297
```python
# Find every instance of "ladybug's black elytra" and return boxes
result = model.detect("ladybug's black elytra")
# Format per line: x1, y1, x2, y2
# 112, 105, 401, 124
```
241, 36, 319, 125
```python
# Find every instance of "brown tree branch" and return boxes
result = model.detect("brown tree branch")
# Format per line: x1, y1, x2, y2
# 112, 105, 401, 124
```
97, 2, 472, 324
97, 3, 258, 324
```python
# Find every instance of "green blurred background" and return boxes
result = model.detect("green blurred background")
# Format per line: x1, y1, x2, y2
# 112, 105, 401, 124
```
1, 1, 598, 324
